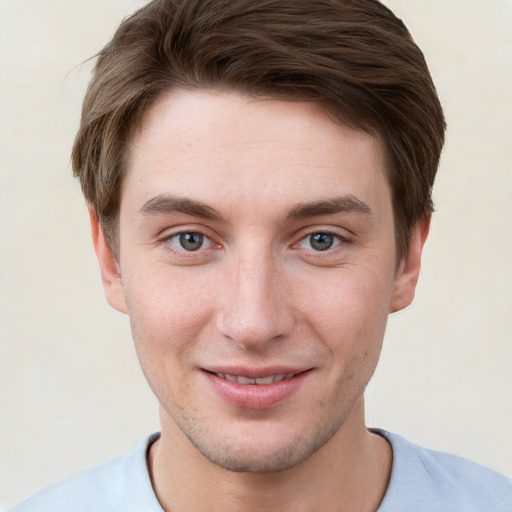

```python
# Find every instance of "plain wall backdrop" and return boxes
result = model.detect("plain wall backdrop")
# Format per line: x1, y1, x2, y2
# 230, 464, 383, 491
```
1, 0, 511, 508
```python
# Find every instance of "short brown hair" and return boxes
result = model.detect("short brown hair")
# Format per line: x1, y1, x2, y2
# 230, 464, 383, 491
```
72, 0, 445, 261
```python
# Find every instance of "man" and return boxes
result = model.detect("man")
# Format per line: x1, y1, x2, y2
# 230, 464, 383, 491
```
9, 0, 511, 510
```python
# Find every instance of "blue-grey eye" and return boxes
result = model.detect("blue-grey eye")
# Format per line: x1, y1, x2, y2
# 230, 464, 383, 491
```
309, 233, 335, 251
178, 232, 204, 251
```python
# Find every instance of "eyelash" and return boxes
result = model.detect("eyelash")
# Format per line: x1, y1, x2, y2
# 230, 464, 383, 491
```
169, 232, 213, 251
162, 229, 220, 260
296, 231, 346, 252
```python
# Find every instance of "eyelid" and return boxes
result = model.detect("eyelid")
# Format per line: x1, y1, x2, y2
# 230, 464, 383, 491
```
292, 225, 351, 248
297, 231, 344, 251
160, 225, 222, 256
169, 232, 213, 251
159, 223, 217, 241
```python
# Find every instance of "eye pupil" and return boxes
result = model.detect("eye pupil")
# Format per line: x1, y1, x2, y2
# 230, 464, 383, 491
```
179, 233, 204, 251
310, 233, 334, 251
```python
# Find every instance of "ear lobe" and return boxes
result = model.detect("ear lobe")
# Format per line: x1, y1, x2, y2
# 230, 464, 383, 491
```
89, 209, 128, 314
389, 217, 430, 314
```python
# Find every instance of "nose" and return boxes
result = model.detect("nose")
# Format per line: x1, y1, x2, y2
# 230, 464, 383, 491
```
215, 248, 294, 351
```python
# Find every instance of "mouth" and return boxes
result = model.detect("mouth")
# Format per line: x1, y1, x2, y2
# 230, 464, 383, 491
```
213, 372, 296, 385
203, 368, 311, 409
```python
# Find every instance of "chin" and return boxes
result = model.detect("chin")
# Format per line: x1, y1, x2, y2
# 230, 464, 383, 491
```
177, 413, 346, 474
192, 436, 329, 474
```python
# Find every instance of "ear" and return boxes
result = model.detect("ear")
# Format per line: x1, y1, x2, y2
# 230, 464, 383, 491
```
89, 209, 128, 314
389, 217, 430, 313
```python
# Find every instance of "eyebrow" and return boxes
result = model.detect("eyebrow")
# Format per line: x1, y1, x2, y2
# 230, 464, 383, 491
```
139, 193, 371, 221
286, 195, 372, 220
139, 194, 222, 220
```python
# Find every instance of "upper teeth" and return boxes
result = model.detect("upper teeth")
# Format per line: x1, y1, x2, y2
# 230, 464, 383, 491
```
216, 373, 295, 385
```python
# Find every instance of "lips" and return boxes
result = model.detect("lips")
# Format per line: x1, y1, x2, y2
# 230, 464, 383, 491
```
203, 368, 310, 409
214, 372, 296, 385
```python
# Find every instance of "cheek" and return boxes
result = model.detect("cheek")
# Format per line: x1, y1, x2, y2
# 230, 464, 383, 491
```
123, 267, 216, 407
123, 264, 215, 356
295, 264, 394, 381
299, 265, 394, 333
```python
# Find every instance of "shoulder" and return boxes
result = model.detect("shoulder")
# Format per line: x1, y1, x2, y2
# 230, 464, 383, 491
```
375, 429, 512, 512
7, 434, 162, 512
8, 455, 129, 512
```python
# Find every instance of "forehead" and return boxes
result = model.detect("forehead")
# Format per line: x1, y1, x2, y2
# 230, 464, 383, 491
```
124, 89, 390, 219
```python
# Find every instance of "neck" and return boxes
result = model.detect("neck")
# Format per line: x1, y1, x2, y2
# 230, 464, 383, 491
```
149, 399, 392, 512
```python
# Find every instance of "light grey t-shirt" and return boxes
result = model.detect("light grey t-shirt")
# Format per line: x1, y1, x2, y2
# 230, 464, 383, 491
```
8, 430, 512, 511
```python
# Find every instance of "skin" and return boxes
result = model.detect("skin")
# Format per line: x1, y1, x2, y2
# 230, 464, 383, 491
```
91, 89, 429, 511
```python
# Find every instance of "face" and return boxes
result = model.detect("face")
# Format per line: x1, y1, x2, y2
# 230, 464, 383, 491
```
94, 89, 425, 473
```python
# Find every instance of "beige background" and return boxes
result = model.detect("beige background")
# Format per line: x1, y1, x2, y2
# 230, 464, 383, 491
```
1, 0, 511, 508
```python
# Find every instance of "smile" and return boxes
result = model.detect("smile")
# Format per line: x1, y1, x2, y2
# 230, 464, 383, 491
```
204, 369, 311, 409
214, 373, 296, 385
